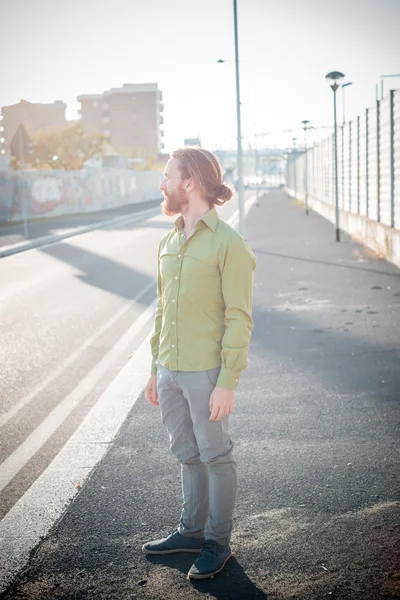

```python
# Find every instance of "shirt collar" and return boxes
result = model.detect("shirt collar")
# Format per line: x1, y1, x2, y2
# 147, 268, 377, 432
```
174, 206, 219, 232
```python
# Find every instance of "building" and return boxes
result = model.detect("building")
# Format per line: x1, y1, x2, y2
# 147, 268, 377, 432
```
0, 99, 67, 155
77, 83, 164, 157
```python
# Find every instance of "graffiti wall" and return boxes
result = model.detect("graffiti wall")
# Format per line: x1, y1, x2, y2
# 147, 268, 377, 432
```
0, 168, 162, 223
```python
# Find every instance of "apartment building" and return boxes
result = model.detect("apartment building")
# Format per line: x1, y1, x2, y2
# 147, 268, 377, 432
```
77, 83, 164, 156
0, 99, 67, 154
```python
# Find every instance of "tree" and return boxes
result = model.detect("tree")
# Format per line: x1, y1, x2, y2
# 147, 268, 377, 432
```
32, 123, 109, 170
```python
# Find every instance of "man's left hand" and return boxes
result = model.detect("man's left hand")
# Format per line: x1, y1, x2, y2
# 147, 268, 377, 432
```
209, 387, 235, 421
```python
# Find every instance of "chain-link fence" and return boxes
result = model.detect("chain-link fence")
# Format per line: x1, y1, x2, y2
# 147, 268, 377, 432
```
285, 89, 400, 231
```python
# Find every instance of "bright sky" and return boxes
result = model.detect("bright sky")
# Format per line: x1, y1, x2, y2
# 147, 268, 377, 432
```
1, 0, 399, 152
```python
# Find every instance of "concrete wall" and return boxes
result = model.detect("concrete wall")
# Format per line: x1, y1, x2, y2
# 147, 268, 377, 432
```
0, 168, 162, 223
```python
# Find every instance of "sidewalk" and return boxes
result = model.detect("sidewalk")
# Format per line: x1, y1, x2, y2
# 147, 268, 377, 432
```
0, 199, 162, 255
1, 191, 399, 600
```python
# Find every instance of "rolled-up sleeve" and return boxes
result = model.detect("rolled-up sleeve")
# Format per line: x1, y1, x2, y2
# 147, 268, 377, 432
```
217, 236, 256, 390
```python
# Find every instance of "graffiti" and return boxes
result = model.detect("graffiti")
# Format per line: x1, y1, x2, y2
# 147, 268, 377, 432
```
31, 176, 63, 213
0, 168, 161, 223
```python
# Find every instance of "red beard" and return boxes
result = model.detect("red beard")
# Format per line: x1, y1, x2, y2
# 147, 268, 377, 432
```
161, 188, 189, 217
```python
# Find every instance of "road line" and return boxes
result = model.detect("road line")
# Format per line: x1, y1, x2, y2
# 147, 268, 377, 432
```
0, 297, 157, 493
0, 279, 156, 428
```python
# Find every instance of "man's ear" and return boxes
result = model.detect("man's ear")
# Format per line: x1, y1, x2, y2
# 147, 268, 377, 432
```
185, 177, 195, 193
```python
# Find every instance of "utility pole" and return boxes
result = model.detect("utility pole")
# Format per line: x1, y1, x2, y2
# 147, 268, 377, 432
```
233, 0, 245, 237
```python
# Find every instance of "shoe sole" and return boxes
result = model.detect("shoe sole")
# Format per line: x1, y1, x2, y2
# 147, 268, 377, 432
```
187, 553, 233, 580
142, 545, 202, 555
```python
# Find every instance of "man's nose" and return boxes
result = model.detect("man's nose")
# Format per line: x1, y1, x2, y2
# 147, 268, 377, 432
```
159, 179, 165, 192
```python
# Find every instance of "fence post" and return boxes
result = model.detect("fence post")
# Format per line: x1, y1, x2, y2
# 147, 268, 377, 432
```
357, 116, 360, 214
377, 98, 381, 222
390, 90, 395, 228
342, 125, 344, 208
366, 107, 369, 218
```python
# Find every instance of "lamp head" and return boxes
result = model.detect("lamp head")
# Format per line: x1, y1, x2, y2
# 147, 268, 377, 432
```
301, 119, 311, 130
325, 71, 345, 92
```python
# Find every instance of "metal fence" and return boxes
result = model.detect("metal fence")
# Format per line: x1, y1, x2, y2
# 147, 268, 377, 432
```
0, 168, 162, 223
285, 89, 400, 230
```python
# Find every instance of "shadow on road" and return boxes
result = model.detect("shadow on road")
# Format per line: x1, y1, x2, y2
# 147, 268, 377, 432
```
145, 554, 268, 599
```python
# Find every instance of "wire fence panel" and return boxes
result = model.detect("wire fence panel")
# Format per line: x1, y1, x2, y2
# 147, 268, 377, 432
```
358, 112, 368, 217
380, 96, 391, 226
343, 123, 351, 211
350, 119, 359, 213
368, 104, 378, 221
394, 90, 400, 229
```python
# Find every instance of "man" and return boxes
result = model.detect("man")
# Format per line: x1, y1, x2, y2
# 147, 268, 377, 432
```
143, 146, 256, 580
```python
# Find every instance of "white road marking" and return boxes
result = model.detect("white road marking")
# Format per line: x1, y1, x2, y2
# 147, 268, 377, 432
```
0, 297, 157, 493
0, 279, 156, 427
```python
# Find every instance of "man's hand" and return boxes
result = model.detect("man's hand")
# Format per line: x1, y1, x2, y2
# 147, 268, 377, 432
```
145, 374, 159, 406
209, 387, 235, 421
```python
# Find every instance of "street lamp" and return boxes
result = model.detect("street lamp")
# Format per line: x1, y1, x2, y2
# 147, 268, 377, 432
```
301, 120, 311, 215
342, 82, 352, 125
326, 70, 345, 242
219, 1, 245, 237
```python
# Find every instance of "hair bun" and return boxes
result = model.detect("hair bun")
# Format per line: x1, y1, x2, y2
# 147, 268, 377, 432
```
218, 183, 234, 202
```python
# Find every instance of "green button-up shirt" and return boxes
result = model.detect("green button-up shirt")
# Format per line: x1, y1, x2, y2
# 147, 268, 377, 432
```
150, 206, 256, 390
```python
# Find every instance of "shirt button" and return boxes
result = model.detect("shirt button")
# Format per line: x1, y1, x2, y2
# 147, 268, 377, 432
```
172, 299, 175, 303
175, 276, 178, 280
172, 321, 175, 325
177, 255, 181, 258
172, 344, 175, 348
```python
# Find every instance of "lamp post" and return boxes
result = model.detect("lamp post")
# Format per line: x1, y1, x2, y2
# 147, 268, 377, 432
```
326, 71, 345, 242
301, 120, 311, 215
217, 33, 252, 236
232, 0, 244, 236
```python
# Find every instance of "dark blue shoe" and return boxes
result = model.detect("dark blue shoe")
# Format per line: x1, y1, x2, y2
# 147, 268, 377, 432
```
142, 530, 205, 555
187, 539, 233, 579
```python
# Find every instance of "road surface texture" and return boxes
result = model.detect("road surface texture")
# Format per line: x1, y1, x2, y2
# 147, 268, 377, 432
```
1, 191, 399, 599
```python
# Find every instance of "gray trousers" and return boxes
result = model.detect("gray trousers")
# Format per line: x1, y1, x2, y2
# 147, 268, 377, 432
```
156, 360, 237, 546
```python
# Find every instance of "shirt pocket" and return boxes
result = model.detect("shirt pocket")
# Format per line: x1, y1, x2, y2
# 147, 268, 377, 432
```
181, 255, 221, 301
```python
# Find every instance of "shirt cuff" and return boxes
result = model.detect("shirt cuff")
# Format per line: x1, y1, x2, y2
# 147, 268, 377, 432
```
151, 356, 158, 375
216, 368, 242, 390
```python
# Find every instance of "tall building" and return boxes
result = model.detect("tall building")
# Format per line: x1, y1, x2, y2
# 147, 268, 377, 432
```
77, 83, 164, 156
0, 99, 67, 154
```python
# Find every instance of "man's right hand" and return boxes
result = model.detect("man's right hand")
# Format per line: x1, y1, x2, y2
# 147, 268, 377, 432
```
145, 374, 159, 406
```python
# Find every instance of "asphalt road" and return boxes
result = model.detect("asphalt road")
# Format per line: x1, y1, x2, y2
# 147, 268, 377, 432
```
1, 191, 400, 599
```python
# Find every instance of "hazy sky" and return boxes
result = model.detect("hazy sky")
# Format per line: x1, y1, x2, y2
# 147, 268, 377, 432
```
1, 0, 399, 151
